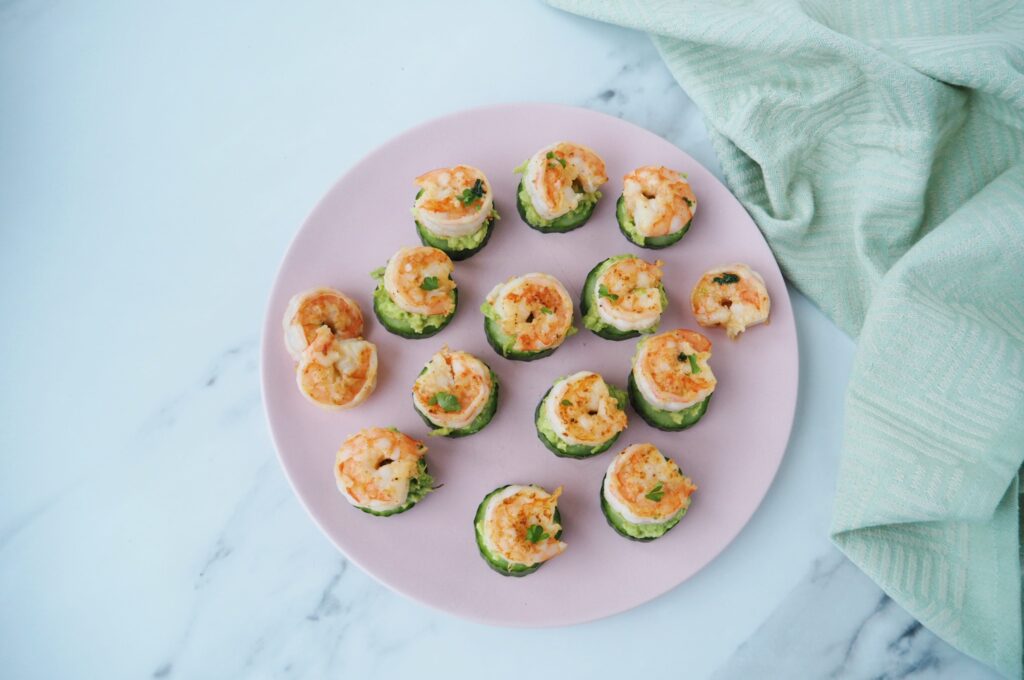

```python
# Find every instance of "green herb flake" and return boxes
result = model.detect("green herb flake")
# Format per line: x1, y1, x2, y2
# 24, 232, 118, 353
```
545, 151, 567, 168
645, 483, 665, 502
456, 179, 486, 206
428, 391, 461, 413
713, 272, 740, 285
598, 284, 619, 301
560, 399, 572, 407
688, 354, 701, 374
526, 524, 550, 544
540, 306, 553, 315
420, 276, 440, 291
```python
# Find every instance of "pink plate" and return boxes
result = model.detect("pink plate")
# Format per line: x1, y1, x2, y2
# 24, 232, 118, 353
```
261, 103, 798, 626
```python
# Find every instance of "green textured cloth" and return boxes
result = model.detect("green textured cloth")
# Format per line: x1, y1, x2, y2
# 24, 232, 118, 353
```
549, 0, 1024, 676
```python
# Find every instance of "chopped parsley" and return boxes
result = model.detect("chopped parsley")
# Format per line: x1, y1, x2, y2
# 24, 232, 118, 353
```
678, 353, 701, 374
560, 399, 572, 407
526, 524, 550, 544
420, 276, 440, 291
546, 151, 567, 168
456, 179, 486, 206
713, 272, 740, 285
645, 483, 665, 502
598, 284, 619, 301
540, 306, 553, 315
428, 391, 461, 412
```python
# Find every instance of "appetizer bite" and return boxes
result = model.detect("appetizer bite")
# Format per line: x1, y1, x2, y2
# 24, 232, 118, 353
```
481, 273, 576, 361
413, 347, 499, 437
601, 443, 697, 541
628, 329, 716, 431
581, 255, 667, 340
371, 246, 458, 339
691, 264, 770, 338
334, 427, 434, 517
282, 287, 364, 360
474, 484, 566, 577
535, 372, 627, 459
514, 141, 607, 233
412, 165, 500, 261
296, 326, 377, 410
617, 166, 696, 249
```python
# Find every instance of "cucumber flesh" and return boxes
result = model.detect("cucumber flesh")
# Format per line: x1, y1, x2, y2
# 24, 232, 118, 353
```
616, 195, 689, 249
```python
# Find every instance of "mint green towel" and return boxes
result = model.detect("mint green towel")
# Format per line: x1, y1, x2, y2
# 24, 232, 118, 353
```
549, 1, 1024, 676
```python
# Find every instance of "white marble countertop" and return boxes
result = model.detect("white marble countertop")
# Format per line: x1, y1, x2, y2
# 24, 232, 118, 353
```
0, 2, 1000, 678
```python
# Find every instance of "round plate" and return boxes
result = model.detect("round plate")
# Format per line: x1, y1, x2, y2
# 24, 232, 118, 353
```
261, 103, 797, 626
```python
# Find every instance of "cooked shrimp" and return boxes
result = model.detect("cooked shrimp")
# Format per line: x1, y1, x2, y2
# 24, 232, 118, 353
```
485, 273, 574, 352
282, 287, 364, 360
383, 246, 456, 316
335, 427, 426, 512
547, 372, 627, 446
622, 166, 696, 237
413, 347, 493, 430
633, 329, 716, 410
594, 256, 665, 331
523, 142, 608, 220
691, 264, 770, 339
413, 166, 494, 237
605, 444, 696, 523
296, 326, 377, 410
484, 485, 566, 566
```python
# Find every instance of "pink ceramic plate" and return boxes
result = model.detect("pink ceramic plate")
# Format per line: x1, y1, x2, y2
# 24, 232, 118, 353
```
261, 103, 797, 626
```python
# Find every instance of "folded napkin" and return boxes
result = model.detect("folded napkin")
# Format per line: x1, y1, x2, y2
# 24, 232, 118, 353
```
548, 0, 1024, 675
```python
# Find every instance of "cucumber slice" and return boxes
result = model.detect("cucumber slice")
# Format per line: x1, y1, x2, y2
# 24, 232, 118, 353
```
415, 369, 500, 438
534, 383, 627, 459
616, 195, 690, 249
599, 474, 687, 541
482, 313, 560, 361
372, 284, 457, 339
515, 179, 599, 233
414, 215, 496, 261
473, 485, 563, 577
627, 370, 711, 431
580, 255, 667, 340
355, 459, 435, 517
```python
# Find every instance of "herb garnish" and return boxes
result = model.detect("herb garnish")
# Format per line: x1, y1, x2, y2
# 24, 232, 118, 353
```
540, 306, 553, 315
598, 284, 619, 301
428, 391, 461, 412
526, 524, 550, 543
457, 179, 486, 206
560, 399, 572, 407
420, 276, 440, 291
713, 272, 740, 285
645, 483, 665, 502
546, 151, 567, 169
678, 353, 701, 374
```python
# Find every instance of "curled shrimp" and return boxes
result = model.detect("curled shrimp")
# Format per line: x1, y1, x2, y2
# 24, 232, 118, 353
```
523, 142, 608, 220
607, 443, 696, 521
622, 166, 696, 237
486, 485, 566, 566
335, 427, 426, 511
486, 273, 574, 352
691, 264, 770, 339
412, 347, 493, 430
383, 246, 456, 316
548, 372, 627, 445
414, 166, 494, 237
282, 287, 364, 360
633, 329, 716, 408
594, 256, 664, 329
296, 326, 377, 410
